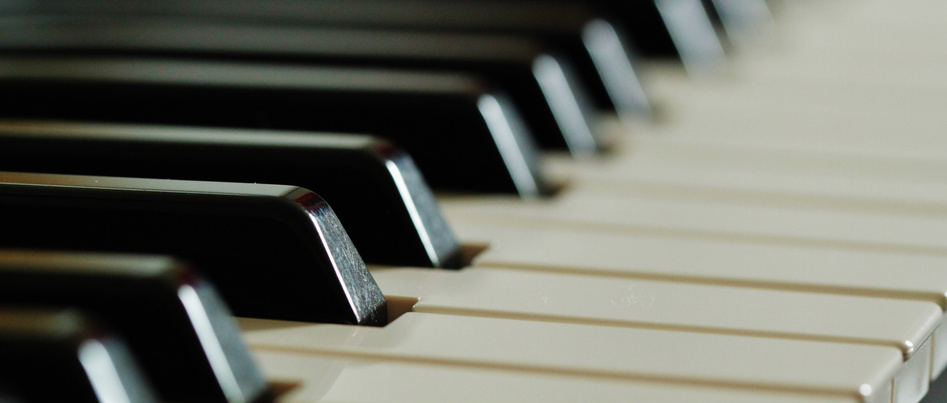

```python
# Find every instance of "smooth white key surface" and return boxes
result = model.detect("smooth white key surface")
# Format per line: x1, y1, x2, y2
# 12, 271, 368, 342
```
241, 313, 902, 402
253, 350, 862, 403
571, 131, 947, 183
454, 224, 947, 307
369, 266, 941, 360
544, 135, 947, 209
641, 103, 947, 157
441, 191, 947, 256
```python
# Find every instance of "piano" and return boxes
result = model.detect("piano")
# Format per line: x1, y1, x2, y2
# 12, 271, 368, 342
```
2, 0, 947, 401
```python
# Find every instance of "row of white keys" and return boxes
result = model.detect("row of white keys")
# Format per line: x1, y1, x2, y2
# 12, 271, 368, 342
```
253, 350, 859, 403
453, 222, 947, 371
243, 222, 946, 403
368, 264, 939, 351
245, 2, 944, 402
643, 1, 947, 155
243, 313, 903, 403
431, 3, 947, 401
544, 135, 947, 214
440, 188, 947, 256
370, 265, 938, 361
644, 74, 947, 157
246, 231, 945, 402
769, 0, 947, 55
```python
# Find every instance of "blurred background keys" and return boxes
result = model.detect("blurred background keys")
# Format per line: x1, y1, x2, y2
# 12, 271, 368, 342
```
0, 121, 462, 269
0, 57, 548, 197
0, 251, 269, 403
0, 308, 157, 403
0, 172, 387, 326
0, 21, 601, 155
700, 0, 775, 48
0, 0, 649, 119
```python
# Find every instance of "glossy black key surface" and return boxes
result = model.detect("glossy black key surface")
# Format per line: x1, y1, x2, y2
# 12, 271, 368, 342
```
0, 57, 547, 197
0, 0, 649, 117
0, 309, 157, 403
0, 252, 270, 402
0, 172, 387, 326
414, 0, 725, 73
0, 19, 598, 155
584, 0, 726, 73
0, 121, 461, 269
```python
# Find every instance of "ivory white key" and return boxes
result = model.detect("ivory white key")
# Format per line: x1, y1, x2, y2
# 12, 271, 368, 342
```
456, 223, 947, 305
650, 76, 947, 126
240, 313, 904, 403
631, 99, 947, 157
252, 350, 862, 403
452, 223, 947, 379
369, 266, 940, 364
775, 3, 947, 56
441, 191, 947, 256
543, 138, 947, 217
736, 49, 947, 89
606, 135, 947, 188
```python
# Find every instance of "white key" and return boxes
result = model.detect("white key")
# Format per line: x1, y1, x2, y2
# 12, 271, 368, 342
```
456, 224, 947, 306
736, 48, 947, 89
558, 165, 947, 219
254, 350, 862, 403
608, 136, 947, 190
544, 140, 947, 217
370, 266, 940, 363
241, 313, 903, 402
642, 73, 947, 156
455, 223, 947, 380
441, 192, 947, 256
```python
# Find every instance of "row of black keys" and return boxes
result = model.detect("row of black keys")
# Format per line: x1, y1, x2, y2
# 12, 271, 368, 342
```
0, 1, 768, 402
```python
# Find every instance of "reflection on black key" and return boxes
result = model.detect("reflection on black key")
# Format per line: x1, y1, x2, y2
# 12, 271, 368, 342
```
0, 0, 648, 121
0, 19, 598, 155
0, 172, 388, 326
0, 251, 269, 403
0, 121, 461, 269
0, 57, 548, 197
0, 308, 157, 403
589, 0, 726, 74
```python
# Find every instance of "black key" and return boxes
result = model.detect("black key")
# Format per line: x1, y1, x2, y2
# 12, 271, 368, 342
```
0, 308, 157, 403
0, 251, 269, 403
0, 19, 599, 155
0, 56, 547, 197
407, 0, 725, 74
701, 0, 775, 48
0, 172, 388, 326
0, 121, 461, 269
0, 0, 650, 118
584, 0, 726, 74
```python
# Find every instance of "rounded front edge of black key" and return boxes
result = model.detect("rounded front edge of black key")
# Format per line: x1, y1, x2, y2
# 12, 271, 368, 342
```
283, 188, 389, 326
0, 250, 270, 403
470, 89, 552, 198
0, 308, 158, 403
0, 172, 388, 327
363, 140, 466, 269
0, 121, 463, 269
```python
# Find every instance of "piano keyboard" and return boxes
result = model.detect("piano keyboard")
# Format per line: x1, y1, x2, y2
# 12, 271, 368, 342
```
2, 0, 947, 402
